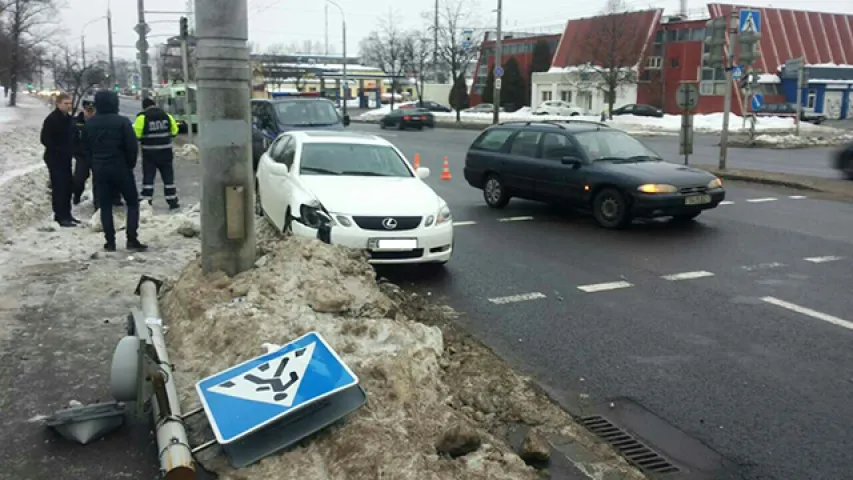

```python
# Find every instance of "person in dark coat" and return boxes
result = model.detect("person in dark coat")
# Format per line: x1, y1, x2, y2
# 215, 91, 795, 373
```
83, 90, 148, 252
72, 100, 123, 208
40, 92, 78, 227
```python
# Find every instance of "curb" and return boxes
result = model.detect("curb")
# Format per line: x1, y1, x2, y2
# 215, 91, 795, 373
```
695, 166, 853, 200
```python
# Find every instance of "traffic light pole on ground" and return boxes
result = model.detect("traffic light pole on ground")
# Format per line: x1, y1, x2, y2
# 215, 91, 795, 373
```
195, 0, 256, 276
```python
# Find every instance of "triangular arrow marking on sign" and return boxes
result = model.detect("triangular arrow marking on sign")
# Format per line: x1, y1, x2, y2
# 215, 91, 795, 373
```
208, 342, 316, 407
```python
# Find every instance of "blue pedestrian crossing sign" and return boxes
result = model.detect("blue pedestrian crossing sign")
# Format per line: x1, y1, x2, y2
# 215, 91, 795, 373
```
196, 331, 359, 445
494, 66, 504, 78
750, 93, 765, 111
731, 65, 744, 80
739, 9, 761, 34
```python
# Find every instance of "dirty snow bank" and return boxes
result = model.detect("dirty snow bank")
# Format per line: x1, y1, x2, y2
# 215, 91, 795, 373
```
729, 131, 853, 149
161, 227, 644, 479
0, 126, 50, 243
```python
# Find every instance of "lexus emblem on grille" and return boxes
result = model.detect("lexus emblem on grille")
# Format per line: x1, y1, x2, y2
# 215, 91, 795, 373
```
382, 217, 398, 230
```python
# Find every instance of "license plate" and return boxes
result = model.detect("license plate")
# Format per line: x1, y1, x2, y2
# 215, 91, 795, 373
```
369, 238, 418, 250
685, 194, 712, 205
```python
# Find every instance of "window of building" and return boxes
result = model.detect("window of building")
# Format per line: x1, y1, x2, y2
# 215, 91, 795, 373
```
560, 90, 572, 102
677, 29, 689, 41
666, 30, 677, 42
640, 70, 651, 82
652, 43, 664, 56
541, 90, 552, 101
691, 28, 705, 41
654, 30, 664, 43
671, 57, 679, 68
807, 90, 816, 108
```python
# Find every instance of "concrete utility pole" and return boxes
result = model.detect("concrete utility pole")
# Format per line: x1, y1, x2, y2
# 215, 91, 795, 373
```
326, 0, 347, 117
324, 4, 329, 56
492, 0, 503, 124
434, 0, 439, 81
137, 0, 152, 99
718, 9, 739, 170
195, 0, 256, 276
107, 1, 116, 85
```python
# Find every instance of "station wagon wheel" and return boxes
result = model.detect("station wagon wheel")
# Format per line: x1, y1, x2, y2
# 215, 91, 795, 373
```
592, 188, 631, 229
483, 174, 510, 208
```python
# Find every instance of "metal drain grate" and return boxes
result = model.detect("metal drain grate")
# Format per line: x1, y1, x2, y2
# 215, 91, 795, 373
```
581, 415, 680, 474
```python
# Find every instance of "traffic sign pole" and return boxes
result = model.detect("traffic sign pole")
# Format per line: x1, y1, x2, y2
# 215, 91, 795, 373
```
719, 9, 740, 170
794, 58, 804, 136
676, 82, 699, 165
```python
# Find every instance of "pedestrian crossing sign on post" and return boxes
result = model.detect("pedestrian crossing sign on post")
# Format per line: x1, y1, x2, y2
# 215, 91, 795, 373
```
739, 9, 761, 34
196, 331, 367, 468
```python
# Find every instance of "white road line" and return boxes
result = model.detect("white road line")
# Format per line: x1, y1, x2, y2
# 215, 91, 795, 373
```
746, 197, 778, 203
761, 296, 853, 331
453, 221, 477, 226
577, 281, 633, 293
661, 270, 715, 281
804, 255, 844, 263
741, 262, 787, 271
719, 200, 735, 205
498, 216, 534, 222
789, 195, 807, 199
487, 292, 546, 305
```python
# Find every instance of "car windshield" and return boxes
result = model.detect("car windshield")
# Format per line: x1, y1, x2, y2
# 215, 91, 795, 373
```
574, 130, 662, 162
275, 100, 340, 126
299, 143, 414, 177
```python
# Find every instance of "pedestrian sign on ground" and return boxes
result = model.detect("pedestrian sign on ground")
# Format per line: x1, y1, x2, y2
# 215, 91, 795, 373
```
196, 331, 366, 467
750, 93, 765, 111
739, 9, 761, 34
494, 66, 504, 77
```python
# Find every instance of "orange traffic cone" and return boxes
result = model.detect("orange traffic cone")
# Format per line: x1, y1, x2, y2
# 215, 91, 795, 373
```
413, 152, 421, 169
440, 156, 452, 181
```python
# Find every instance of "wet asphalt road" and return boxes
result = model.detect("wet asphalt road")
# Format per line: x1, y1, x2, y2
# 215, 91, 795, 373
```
351, 123, 853, 480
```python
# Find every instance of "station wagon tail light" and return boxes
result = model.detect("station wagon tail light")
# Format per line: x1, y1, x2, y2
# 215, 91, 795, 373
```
637, 184, 678, 194
707, 177, 723, 189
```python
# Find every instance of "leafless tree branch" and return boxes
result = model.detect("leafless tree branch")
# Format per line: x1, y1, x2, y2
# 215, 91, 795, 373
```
359, 11, 406, 109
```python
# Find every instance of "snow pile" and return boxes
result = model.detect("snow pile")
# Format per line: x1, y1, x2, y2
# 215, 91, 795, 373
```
732, 131, 853, 148
175, 143, 199, 162
160, 231, 643, 479
358, 107, 841, 135
0, 126, 50, 243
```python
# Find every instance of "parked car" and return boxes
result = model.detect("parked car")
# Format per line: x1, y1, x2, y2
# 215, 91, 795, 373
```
463, 120, 726, 229
250, 93, 350, 171
255, 131, 454, 265
399, 100, 452, 112
463, 103, 504, 114
379, 108, 432, 130
532, 100, 584, 116
756, 102, 826, 124
835, 140, 853, 180
610, 104, 664, 118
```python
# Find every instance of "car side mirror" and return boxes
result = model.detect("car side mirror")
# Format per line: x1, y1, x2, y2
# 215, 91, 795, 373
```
268, 162, 289, 176
342, 114, 350, 126
416, 167, 430, 179
561, 156, 582, 166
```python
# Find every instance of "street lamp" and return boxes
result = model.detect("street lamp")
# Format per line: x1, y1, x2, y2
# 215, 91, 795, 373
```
325, 0, 348, 117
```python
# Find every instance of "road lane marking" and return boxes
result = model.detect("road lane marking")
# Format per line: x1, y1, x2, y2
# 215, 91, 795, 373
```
746, 197, 777, 203
488, 292, 546, 305
661, 270, 715, 281
761, 296, 853, 331
498, 216, 534, 222
803, 256, 844, 263
741, 262, 786, 271
719, 200, 735, 205
452, 221, 477, 226
577, 281, 633, 293
788, 195, 807, 199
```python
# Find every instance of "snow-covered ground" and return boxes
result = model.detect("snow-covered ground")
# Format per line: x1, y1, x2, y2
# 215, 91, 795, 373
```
358, 103, 843, 136
730, 131, 853, 148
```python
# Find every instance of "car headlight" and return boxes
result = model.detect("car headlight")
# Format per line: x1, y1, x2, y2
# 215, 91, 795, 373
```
424, 203, 452, 227
707, 177, 723, 189
637, 183, 678, 194
334, 215, 352, 227
300, 203, 334, 228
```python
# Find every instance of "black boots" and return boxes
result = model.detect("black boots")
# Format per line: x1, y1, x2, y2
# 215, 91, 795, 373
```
127, 238, 149, 252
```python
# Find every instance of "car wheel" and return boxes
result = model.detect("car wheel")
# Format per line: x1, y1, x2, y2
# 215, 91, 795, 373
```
416, 125, 423, 130
672, 211, 701, 222
570, 112, 580, 116
483, 174, 510, 208
398, 120, 405, 130
283, 209, 293, 236
379, 121, 386, 129
592, 188, 632, 229
842, 155, 853, 180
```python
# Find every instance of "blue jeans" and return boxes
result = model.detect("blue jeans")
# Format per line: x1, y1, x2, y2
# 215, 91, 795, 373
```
93, 165, 140, 244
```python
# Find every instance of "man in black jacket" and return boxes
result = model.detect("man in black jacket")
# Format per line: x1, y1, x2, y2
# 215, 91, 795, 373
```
83, 90, 148, 252
40, 92, 78, 227
72, 100, 123, 208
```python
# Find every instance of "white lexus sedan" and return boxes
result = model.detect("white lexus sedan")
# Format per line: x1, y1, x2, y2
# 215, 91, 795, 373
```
256, 130, 454, 266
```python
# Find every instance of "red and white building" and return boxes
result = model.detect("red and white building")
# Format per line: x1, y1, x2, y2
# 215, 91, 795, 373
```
525, 4, 853, 116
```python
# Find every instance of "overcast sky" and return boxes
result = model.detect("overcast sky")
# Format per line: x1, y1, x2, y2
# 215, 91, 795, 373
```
63, 0, 851, 61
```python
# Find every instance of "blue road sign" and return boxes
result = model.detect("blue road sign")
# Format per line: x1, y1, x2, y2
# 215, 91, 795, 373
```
196, 331, 358, 445
731, 65, 744, 80
739, 9, 761, 34
750, 93, 765, 111
494, 66, 504, 77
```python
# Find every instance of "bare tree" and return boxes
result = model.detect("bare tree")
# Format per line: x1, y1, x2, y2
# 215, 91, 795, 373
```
5, 0, 59, 106
402, 31, 432, 105
359, 13, 406, 109
51, 46, 107, 111
436, 0, 480, 121
577, 0, 645, 118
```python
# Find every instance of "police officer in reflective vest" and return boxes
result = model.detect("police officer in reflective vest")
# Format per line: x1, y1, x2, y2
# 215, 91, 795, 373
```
133, 98, 180, 209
